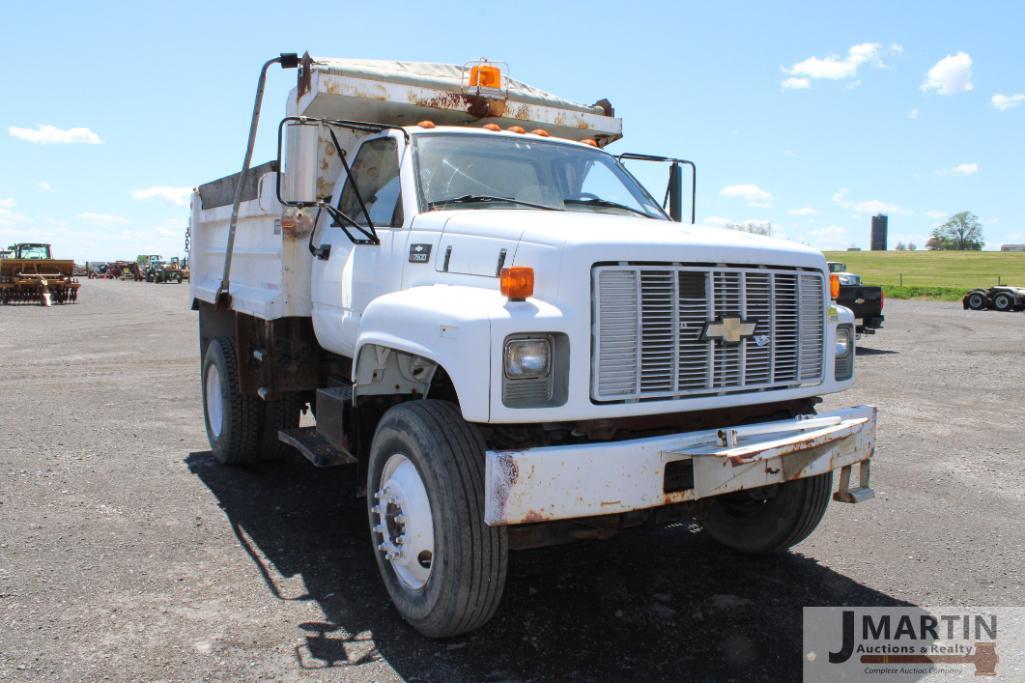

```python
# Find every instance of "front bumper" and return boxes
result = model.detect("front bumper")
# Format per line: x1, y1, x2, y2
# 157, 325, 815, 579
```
484, 405, 877, 526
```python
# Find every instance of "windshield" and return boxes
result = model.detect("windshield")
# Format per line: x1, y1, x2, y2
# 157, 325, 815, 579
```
413, 133, 666, 219
16, 244, 51, 259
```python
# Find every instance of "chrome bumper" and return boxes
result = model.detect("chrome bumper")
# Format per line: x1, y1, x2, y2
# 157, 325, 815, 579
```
484, 405, 877, 526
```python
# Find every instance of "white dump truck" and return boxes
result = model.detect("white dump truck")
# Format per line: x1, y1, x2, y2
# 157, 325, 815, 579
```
190, 53, 877, 638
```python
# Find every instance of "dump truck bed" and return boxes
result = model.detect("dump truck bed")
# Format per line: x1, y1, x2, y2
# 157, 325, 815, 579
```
295, 57, 622, 145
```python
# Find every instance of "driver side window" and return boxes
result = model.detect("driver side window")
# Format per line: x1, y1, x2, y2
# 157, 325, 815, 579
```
339, 137, 403, 227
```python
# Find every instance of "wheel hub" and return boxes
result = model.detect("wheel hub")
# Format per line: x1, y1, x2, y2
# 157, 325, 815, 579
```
205, 364, 223, 438
372, 454, 435, 590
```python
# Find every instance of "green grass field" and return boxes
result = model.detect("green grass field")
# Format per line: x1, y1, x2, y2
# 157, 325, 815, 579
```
822, 250, 1025, 300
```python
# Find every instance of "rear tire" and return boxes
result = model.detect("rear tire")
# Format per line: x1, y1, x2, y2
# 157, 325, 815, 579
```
992, 293, 1013, 311
202, 337, 263, 465
697, 472, 833, 554
367, 400, 508, 638
966, 292, 987, 310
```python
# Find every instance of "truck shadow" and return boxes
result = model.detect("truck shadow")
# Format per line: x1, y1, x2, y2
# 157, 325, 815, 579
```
856, 345, 899, 356
187, 450, 912, 682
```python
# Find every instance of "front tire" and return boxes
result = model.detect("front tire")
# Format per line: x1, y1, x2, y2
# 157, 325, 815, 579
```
367, 400, 508, 638
966, 292, 987, 310
697, 472, 833, 554
202, 337, 263, 464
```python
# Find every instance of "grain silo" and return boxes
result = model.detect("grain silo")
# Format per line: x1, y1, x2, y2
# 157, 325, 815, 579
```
871, 214, 888, 251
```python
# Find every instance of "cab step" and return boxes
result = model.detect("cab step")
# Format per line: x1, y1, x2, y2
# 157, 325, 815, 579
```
278, 427, 356, 467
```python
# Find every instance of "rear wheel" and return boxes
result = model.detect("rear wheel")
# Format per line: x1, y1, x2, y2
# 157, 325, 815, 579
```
992, 293, 1013, 311
202, 337, 263, 464
367, 400, 508, 638
966, 292, 987, 310
697, 472, 833, 554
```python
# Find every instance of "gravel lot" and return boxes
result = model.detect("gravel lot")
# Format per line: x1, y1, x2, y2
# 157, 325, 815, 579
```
2, 280, 1023, 681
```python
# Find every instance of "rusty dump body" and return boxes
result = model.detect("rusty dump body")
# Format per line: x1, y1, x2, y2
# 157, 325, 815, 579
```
0, 245, 80, 305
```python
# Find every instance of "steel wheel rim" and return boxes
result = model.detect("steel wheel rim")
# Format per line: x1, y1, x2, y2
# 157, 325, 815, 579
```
205, 364, 223, 438
970, 294, 984, 309
373, 453, 435, 590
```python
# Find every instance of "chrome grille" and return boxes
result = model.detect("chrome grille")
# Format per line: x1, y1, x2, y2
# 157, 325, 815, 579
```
592, 265, 825, 402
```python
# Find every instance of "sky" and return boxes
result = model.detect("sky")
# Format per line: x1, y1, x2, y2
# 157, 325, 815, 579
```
1, 1, 1023, 261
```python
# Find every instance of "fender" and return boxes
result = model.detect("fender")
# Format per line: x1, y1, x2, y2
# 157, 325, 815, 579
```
354, 285, 511, 422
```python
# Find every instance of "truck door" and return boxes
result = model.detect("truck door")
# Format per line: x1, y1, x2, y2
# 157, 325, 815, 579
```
311, 134, 406, 358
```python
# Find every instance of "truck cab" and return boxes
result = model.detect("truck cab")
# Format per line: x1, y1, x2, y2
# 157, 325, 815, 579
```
190, 55, 877, 638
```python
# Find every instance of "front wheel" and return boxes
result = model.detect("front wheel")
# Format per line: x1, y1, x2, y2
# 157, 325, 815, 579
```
367, 400, 508, 638
697, 472, 833, 554
966, 292, 987, 310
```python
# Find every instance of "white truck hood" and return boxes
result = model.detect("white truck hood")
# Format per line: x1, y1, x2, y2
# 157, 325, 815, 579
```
434, 209, 824, 266
423, 209, 827, 305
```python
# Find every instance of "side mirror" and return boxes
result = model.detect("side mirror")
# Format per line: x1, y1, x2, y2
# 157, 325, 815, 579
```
617, 153, 696, 224
668, 163, 683, 223
277, 119, 320, 206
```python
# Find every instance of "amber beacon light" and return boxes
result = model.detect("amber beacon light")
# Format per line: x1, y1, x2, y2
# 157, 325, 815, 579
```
469, 63, 502, 89
830, 273, 841, 300
500, 267, 534, 300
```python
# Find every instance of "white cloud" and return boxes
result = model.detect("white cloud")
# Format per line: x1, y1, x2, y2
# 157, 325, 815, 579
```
702, 216, 732, 228
788, 205, 821, 216
36, 181, 53, 191
782, 77, 811, 90
907, 108, 919, 119
784, 149, 796, 157
925, 210, 946, 220
981, 217, 999, 225
806, 225, 850, 250
78, 212, 130, 225
854, 199, 906, 215
781, 42, 894, 89
0, 198, 31, 229
720, 184, 774, 207
921, 52, 973, 95
889, 43, 904, 56
131, 186, 192, 207
936, 163, 979, 177
151, 218, 185, 238
832, 188, 852, 209
846, 80, 862, 90
8, 124, 102, 145
991, 93, 1025, 112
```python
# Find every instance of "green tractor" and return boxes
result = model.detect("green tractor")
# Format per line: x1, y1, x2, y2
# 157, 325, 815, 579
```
147, 256, 184, 284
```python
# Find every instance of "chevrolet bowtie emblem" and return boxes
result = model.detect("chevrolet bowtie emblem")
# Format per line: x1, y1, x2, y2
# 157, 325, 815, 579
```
702, 316, 758, 344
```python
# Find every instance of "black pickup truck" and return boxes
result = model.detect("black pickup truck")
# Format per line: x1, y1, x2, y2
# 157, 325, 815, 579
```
828, 262, 885, 335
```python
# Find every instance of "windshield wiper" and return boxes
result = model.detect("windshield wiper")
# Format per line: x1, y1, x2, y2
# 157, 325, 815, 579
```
428, 194, 562, 211
564, 197, 651, 218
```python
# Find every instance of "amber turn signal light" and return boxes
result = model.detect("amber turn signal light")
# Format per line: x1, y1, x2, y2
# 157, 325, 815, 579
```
830, 273, 840, 300
500, 267, 534, 300
483, 123, 501, 131
417, 120, 436, 129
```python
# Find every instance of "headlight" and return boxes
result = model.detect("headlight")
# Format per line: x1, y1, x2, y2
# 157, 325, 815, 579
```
834, 324, 855, 381
836, 326, 852, 358
504, 338, 551, 379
